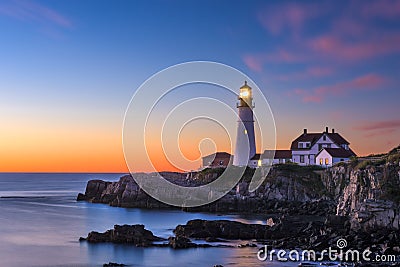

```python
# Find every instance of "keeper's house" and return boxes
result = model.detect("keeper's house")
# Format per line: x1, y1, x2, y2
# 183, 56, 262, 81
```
291, 127, 356, 166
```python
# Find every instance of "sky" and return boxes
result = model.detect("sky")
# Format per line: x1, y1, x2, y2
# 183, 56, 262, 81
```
0, 0, 399, 172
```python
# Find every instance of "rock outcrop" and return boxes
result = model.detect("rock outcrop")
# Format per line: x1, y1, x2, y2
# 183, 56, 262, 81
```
77, 168, 335, 215
79, 224, 164, 246
330, 162, 400, 230
174, 219, 269, 240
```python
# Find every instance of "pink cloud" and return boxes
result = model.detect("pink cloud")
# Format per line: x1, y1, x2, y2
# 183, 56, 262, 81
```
289, 73, 387, 103
309, 34, 400, 61
0, 0, 72, 28
354, 120, 400, 131
266, 49, 304, 63
363, 128, 396, 138
277, 66, 334, 81
243, 49, 304, 71
361, 0, 400, 19
242, 54, 263, 72
258, 3, 321, 36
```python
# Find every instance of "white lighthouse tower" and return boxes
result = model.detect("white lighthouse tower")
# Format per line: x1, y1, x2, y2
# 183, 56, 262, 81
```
233, 81, 256, 166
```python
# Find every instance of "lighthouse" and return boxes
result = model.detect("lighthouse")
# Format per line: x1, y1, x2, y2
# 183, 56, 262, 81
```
233, 81, 256, 166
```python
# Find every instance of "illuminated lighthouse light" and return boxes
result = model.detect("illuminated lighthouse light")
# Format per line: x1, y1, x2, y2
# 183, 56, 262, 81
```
240, 90, 249, 97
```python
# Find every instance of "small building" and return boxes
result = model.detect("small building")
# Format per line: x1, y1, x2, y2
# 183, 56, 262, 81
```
262, 150, 292, 165
316, 147, 356, 167
202, 152, 232, 168
248, 153, 261, 168
273, 150, 292, 164
290, 127, 355, 166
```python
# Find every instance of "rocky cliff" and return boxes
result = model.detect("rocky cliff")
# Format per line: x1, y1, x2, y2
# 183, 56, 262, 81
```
333, 163, 400, 230
78, 147, 400, 231
78, 166, 335, 215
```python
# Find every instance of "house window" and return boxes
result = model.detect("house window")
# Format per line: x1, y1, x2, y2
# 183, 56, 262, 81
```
300, 155, 305, 163
298, 143, 303, 148
318, 144, 322, 151
244, 129, 247, 134
325, 158, 329, 165
323, 135, 326, 141
306, 142, 310, 148
340, 159, 344, 162
319, 158, 323, 165
327, 144, 331, 148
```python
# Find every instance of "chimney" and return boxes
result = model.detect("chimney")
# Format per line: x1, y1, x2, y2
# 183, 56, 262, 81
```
325, 126, 328, 133
332, 128, 335, 133
303, 128, 307, 135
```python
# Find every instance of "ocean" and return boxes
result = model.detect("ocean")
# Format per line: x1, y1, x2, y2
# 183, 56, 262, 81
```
0, 173, 294, 267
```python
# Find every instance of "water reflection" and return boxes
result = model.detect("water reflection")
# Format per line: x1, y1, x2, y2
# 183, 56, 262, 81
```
0, 173, 273, 267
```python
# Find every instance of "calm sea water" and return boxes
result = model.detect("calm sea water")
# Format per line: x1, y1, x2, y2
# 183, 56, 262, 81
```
0, 173, 294, 267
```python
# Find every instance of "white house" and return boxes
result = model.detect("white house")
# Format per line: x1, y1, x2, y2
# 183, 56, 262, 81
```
316, 147, 355, 167
290, 127, 355, 166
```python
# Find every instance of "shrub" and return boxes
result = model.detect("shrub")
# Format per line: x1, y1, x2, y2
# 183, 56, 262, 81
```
355, 160, 371, 170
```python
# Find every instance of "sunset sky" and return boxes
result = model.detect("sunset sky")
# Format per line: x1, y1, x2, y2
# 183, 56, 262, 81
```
1, 0, 399, 172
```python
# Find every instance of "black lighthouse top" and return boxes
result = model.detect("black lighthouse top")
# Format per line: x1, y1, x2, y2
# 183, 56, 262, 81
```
238, 81, 253, 108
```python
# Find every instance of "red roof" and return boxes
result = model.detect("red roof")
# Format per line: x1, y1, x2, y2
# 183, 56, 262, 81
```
317, 147, 356, 158
291, 131, 349, 150
262, 150, 292, 159
274, 150, 292, 159
202, 152, 231, 160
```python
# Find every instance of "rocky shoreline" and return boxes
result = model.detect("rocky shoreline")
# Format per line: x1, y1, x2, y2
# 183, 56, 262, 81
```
78, 148, 400, 264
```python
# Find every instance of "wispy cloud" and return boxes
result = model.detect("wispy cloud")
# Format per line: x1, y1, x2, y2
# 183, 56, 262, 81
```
0, 0, 72, 29
277, 66, 333, 81
354, 119, 400, 138
354, 120, 400, 131
242, 54, 264, 72
289, 73, 387, 103
360, 0, 400, 19
244, 0, 400, 72
257, 2, 323, 36
308, 33, 400, 61
242, 49, 304, 72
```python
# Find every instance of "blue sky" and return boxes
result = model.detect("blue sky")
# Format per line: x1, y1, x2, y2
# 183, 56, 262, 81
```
1, 0, 399, 171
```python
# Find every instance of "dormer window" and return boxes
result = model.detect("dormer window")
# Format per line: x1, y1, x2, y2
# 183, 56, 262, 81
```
298, 143, 303, 148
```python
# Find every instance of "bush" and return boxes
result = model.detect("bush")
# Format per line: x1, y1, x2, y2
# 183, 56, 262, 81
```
387, 154, 400, 164
355, 160, 371, 170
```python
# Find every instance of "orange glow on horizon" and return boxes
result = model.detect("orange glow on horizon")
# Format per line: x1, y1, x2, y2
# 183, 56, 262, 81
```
1, 120, 397, 173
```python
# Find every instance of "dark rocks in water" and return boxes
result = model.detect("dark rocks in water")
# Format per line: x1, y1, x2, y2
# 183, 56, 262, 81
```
237, 242, 257, 248
174, 219, 269, 240
80, 224, 164, 246
103, 263, 126, 267
168, 236, 197, 249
